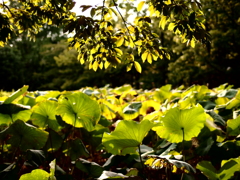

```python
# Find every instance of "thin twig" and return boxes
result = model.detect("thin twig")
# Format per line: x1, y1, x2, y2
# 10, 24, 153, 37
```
2, 1, 14, 17
111, 0, 136, 46
101, 0, 106, 22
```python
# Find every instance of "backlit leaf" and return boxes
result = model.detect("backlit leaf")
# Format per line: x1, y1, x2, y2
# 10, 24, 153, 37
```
19, 169, 50, 180
31, 100, 60, 131
116, 37, 124, 47
1, 120, 48, 151
134, 61, 142, 73
137, 1, 145, 12
153, 105, 206, 143
3, 85, 29, 104
56, 92, 101, 131
141, 51, 148, 62
102, 120, 154, 155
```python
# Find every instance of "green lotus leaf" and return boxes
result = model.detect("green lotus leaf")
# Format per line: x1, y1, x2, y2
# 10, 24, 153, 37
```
0, 104, 31, 125
19, 169, 50, 180
153, 105, 206, 143
154, 84, 172, 103
102, 120, 154, 155
227, 116, 240, 136
123, 102, 142, 114
44, 129, 63, 152
226, 90, 240, 109
197, 157, 240, 180
98, 171, 128, 179
62, 139, 89, 160
18, 93, 36, 107
1, 120, 48, 151
196, 161, 217, 180
3, 85, 29, 104
76, 158, 103, 178
56, 92, 101, 131
31, 100, 60, 131
118, 103, 139, 120
113, 85, 132, 95
35, 91, 61, 103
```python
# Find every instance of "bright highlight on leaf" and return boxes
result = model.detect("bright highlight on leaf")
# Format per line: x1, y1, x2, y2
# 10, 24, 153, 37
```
102, 120, 154, 155
137, 1, 145, 12
153, 105, 206, 143
197, 157, 240, 180
56, 92, 101, 131
134, 61, 142, 73
31, 100, 60, 131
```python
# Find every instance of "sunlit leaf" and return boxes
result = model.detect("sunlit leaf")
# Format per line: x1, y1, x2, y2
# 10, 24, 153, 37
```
102, 120, 154, 155
159, 16, 167, 29
19, 169, 50, 180
134, 61, 142, 73
31, 100, 60, 131
153, 105, 206, 143
56, 92, 101, 131
227, 116, 240, 136
116, 37, 124, 47
137, 1, 145, 12
3, 85, 29, 104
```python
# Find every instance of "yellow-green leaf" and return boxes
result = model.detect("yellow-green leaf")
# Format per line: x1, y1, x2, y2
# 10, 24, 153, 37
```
166, 53, 171, 60
168, 23, 175, 30
141, 51, 148, 62
93, 61, 99, 71
147, 53, 152, 64
104, 61, 110, 69
190, 39, 195, 48
137, 1, 145, 12
134, 61, 142, 73
116, 37, 124, 47
127, 63, 133, 72
159, 16, 167, 30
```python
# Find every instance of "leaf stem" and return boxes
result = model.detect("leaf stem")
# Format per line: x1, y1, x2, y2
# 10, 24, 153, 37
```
181, 127, 185, 162
181, 127, 185, 180
101, 0, 106, 21
138, 145, 144, 169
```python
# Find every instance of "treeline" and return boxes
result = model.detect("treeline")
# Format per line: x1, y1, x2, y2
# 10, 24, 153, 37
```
0, 0, 240, 91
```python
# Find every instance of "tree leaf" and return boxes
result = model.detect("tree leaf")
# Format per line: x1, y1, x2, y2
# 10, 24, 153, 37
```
116, 37, 124, 47
102, 120, 154, 155
147, 53, 152, 64
141, 51, 148, 62
56, 92, 101, 131
134, 61, 142, 73
153, 105, 206, 143
137, 1, 145, 12
159, 16, 167, 29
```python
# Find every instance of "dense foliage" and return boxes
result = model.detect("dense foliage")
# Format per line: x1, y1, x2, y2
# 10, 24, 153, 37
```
0, 0, 210, 72
1, 0, 240, 91
1, 84, 240, 179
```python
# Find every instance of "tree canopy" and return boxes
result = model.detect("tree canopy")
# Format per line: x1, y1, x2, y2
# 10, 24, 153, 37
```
0, 0, 210, 72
